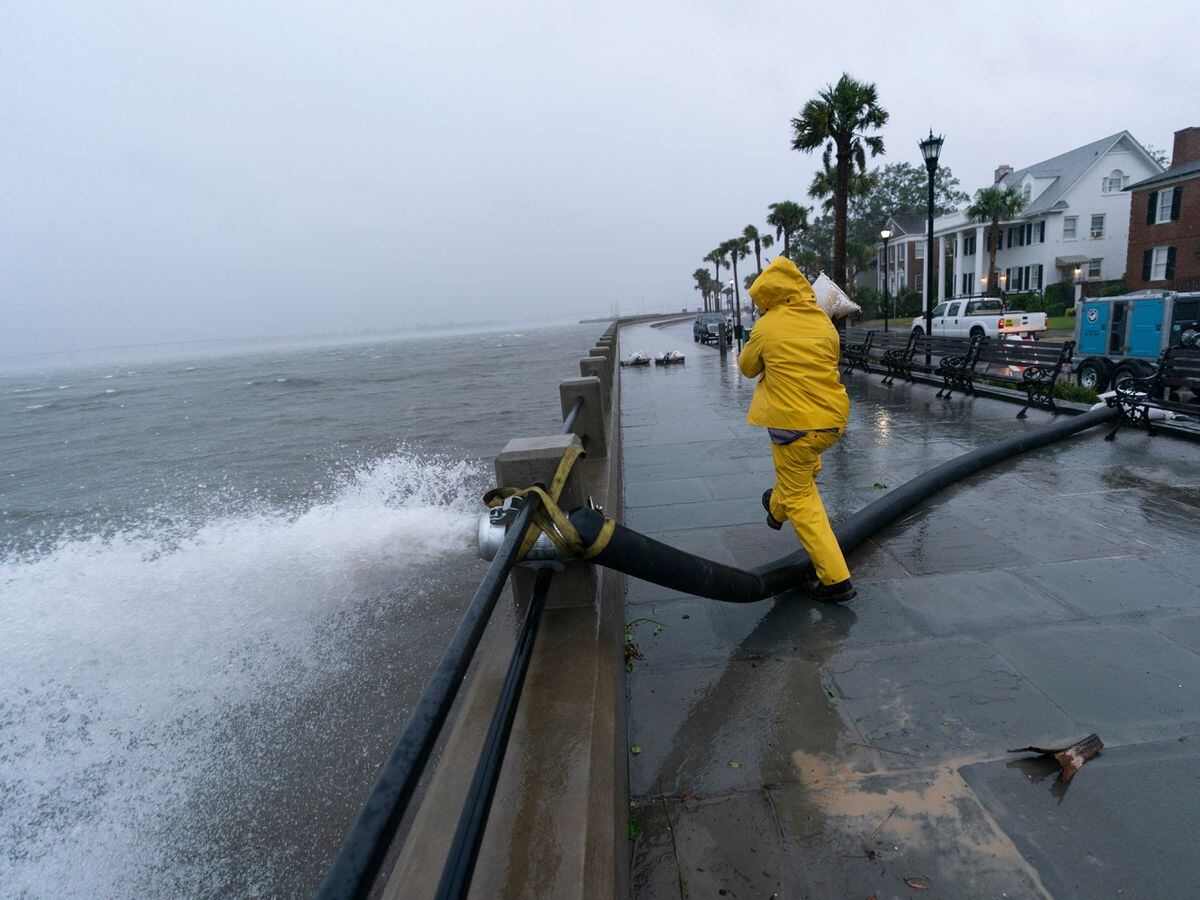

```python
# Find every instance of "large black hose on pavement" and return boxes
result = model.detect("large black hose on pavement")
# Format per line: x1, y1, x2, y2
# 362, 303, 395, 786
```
569, 405, 1119, 603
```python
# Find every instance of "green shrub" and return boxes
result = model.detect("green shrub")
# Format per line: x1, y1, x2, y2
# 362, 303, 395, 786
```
1053, 381, 1100, 404
979, 378, 1098, 405
1098, 280, 1128, 297
1043, 281, 1073, 307
893, 289, 923, 318
853, 285, 882, 319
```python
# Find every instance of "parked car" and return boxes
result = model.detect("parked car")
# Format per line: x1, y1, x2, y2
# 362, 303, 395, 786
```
911, 298, 1047, 339
693, 313, 732, 345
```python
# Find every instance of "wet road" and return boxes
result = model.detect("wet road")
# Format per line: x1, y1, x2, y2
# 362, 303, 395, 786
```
620, 320, 1200, 899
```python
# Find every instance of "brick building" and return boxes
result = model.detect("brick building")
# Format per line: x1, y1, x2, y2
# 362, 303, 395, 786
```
877, 214, 927, 296
1125, 126, 1200, 292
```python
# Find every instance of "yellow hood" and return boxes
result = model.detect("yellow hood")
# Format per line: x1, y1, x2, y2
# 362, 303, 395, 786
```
748, 257, 816, 314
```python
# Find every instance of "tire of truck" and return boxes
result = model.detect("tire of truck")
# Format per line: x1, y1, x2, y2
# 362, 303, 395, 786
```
970, 326, 985, 340
912, 326, 924, 337
1110, 360, 1154, 391
1076, 357, 1113, 392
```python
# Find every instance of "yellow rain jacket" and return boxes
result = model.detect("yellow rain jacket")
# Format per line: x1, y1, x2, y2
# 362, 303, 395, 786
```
739, 258, 850, 430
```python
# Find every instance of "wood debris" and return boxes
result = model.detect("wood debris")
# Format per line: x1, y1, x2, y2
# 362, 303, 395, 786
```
1008, 733, 1103, 783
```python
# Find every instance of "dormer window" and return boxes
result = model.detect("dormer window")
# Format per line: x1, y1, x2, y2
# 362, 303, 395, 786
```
1021, 182, 1032, 203
1102, 169, 1128, 193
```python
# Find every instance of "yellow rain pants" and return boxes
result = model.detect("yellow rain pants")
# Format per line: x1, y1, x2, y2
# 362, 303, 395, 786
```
767, 430, 850, 585
741, 257, 853, 586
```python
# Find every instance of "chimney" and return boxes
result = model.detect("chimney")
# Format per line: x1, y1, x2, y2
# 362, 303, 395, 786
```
994, 164, 1013, 184
1171, 127, 1200, 168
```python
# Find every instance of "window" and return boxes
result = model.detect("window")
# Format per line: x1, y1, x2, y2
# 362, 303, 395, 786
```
1150, 246, 1171, 281
1102, 170, 1127, 193
1088, 258, 1102, 279
962, 273, 972, 295
1036, 221, 1045, 243
947, 302, 961, 316
888, 245, 895, 262
963, 234, 976, 255
1156, 187, 1176, 224
1063, 216, 1077, 240
1022, 183, 1031, 202
1090, 214, 1105, 239
915, 242, 924, 259
915, 274, 924, 293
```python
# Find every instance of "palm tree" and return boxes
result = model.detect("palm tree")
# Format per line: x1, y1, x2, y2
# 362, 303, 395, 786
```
742, 224, 775, 276
692, 268, 713, 311
704, 247, 729, 310
844, 238, 875, 300
766, 201, 809, 258
966, 185, 1026, 296
791, 73, 888, 290
721, 235, 752, 336
808, 162, 877, 214
793, 249, 822, 281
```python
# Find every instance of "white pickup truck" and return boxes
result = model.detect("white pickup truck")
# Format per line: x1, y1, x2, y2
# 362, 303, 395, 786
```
911, 298, 1047, 339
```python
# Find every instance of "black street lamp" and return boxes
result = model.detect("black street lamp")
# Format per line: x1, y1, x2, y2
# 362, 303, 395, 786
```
879, 228, 892, 332
919, 129, 944, 340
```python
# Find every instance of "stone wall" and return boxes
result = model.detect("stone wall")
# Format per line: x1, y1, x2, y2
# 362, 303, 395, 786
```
384, 323, 628, 898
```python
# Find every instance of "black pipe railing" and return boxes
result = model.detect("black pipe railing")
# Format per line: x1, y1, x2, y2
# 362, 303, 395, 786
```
561, 395, 584, 436
434, 567, 554, 899
317, 392, 591, 900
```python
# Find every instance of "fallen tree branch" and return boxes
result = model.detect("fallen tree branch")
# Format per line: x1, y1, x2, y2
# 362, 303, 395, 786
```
1008, 734, 1103, 783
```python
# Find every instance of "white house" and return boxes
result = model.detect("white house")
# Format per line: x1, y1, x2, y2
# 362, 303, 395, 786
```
879, 132, 1163, 304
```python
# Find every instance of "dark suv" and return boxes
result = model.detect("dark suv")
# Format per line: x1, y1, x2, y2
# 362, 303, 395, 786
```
694, 313, 732, 345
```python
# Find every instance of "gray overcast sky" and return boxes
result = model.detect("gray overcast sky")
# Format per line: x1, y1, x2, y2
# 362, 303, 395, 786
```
2, 0, 1195, 356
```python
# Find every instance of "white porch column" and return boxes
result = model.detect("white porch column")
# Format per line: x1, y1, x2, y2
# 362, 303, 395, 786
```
936, 235, 946, 302
952, 232, 963, 297
974, 225, 986, 294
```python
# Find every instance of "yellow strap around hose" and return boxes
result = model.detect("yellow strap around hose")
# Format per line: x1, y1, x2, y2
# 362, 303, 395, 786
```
482, 443, 615, 561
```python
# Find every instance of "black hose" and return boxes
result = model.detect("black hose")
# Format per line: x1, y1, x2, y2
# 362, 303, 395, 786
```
571, 405, 1119, 603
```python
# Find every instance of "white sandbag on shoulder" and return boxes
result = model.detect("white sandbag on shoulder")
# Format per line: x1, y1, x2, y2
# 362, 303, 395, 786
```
811, 272, 862, 320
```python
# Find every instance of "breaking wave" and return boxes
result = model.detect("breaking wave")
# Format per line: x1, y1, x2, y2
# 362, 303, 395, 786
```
0, 450, 486, 897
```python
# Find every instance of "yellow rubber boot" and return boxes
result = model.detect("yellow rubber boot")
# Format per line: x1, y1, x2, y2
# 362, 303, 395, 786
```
768, 432, 851, 586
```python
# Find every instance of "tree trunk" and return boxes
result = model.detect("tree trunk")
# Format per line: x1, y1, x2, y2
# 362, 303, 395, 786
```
754, 241, 763, 276
731, 256, 743, 338
783, 229, 790, 259
833, 144, 850, 289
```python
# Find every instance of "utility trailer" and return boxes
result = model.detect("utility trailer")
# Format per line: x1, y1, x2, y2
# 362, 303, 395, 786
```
1073, 291, 1200, 393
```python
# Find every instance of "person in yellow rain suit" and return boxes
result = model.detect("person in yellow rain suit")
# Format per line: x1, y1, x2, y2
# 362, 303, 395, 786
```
739, 257, 855, 602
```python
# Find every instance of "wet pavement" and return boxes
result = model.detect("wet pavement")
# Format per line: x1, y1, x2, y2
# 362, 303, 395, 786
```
618, 321, 1200, 899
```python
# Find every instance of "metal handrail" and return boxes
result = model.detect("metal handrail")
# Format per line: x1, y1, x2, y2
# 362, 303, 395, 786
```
317, 496, 541, 899
317, 393, 589, 899
434, 567, 554, 899
561, 395, 584, 436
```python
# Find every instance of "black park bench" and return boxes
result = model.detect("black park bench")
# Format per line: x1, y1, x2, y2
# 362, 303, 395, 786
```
1106, 344, 1200, 439
879, 333, 977, 386
841, 327, 875, 374
937, 337, 1074, 417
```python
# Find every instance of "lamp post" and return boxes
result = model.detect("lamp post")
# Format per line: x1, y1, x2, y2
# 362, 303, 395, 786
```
879, 228, 892, 332
919, 129, 944, 341
1073, 265, 1084, 306
729, 279, 743, 350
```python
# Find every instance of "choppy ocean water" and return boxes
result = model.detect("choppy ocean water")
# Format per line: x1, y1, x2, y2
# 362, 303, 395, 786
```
0, 322, 599, 897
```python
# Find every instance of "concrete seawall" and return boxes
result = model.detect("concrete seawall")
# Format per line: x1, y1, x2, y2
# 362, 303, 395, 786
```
385, 320, 632, 898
